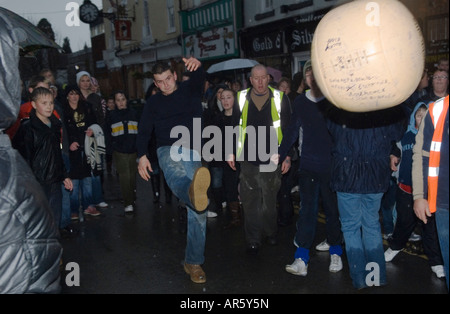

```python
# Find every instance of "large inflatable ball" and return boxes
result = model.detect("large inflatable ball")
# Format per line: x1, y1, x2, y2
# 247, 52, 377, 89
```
311, 0, 425, 112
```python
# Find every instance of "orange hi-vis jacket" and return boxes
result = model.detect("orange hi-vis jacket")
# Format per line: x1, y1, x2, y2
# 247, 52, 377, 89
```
427, 96, 449, 213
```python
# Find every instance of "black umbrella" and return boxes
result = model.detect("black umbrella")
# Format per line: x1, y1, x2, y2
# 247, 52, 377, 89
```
0, 7, 62, 56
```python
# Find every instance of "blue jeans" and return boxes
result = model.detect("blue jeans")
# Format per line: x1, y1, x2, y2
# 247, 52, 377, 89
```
337, 192, 387, 289
70, 176, 94, 213
157, 146, 206, 265
91, 174, 105, 205
435, 207, 449, 290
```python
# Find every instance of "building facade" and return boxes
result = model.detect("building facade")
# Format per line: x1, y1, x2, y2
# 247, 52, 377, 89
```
86, 0, 448, 99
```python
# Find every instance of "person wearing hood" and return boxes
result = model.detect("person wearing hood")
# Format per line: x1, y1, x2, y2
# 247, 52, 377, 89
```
0, 15, 62, 293
384, 102, 445, 279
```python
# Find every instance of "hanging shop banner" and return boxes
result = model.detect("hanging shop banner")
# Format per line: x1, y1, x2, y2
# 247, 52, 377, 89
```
184, 24, 237, 60
285, 9, 329, 53
115, 20, 132, 41
241, 30, 283, 58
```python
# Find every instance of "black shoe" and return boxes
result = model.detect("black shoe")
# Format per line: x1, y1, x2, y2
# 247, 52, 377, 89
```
60, 226, 78, 238
246, 243, 260, 255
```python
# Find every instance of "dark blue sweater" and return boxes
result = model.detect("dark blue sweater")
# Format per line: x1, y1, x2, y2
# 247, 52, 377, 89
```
278, 93, 333, 173
136, 67, 205, 159
327, 105, 407, 194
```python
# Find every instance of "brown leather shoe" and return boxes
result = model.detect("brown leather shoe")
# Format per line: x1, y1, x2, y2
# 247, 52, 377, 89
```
188, 167, 211, 212
184, 263, 206, 284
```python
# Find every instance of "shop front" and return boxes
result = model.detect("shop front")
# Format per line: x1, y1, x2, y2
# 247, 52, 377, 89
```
240, 7, 332, 81
180, 0, 243, 69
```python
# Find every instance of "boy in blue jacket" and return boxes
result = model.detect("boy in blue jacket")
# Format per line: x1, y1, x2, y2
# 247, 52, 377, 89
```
384, 102, 444, 280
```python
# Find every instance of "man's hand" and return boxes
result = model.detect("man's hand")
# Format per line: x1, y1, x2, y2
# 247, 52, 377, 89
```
270, 154, 291, 174
414, 198, 432, 224
390, 154, 400, 172
183, 57, 201, 72
226, 154, 236, 171
281, 156, 291, 175
138, 155, 153, 181
86, 128, 94, 137
70, 142, 80, 151
63, 178, 73, 191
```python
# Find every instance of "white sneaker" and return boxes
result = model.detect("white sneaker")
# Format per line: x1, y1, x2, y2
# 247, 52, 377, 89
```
408, 232, 422, 242
315, 240, 330, 251
431, 265, 445, 278
285, 258, 308, 276
384, 247, 401, 262
97, 202, 108, 208
382, 233, 393, 240
207, 211, 218, 218
124, 205, 134, 213
329, 254, 343, 273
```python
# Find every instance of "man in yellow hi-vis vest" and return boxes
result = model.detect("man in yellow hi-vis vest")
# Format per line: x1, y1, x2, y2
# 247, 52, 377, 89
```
227, 64, 292, 255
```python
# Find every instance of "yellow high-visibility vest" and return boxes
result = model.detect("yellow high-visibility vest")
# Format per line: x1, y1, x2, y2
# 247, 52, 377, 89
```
237, 86, 283, 158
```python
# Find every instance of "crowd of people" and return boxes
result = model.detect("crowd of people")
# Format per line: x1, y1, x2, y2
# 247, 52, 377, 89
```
1, 43, 448, 291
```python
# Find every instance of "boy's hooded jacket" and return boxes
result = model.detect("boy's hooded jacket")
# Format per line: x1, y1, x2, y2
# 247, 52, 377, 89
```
395, 101, 429, 189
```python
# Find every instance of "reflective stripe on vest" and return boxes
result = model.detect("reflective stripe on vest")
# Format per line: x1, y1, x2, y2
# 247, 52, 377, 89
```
427, 96, 449, 213
237, 86, 283, 158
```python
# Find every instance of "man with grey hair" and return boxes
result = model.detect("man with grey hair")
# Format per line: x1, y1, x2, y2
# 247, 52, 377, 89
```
227, 64, 292, 255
